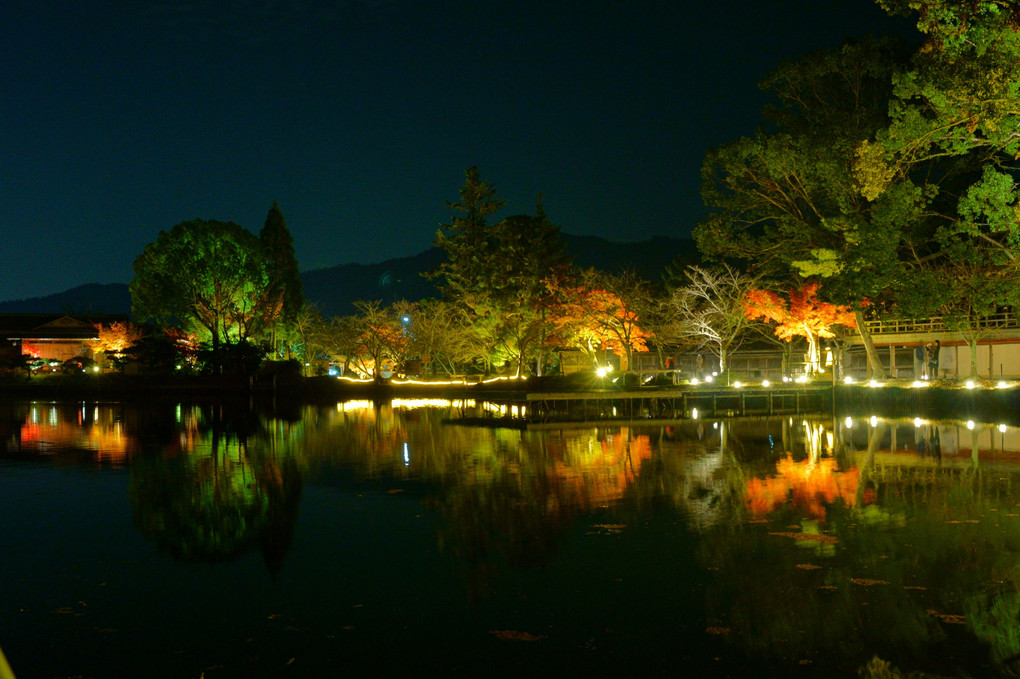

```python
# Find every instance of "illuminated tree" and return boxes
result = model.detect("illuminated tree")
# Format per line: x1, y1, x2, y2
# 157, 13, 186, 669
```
576, 268, 652, 371
88, 321, 143, 356
695, 37, 909, 378
130, 219, 272, 355
852, 1, 1020, 377
403, 298, 487, 376
431, 169, 570, 375
337, 300, 410, 379
259, 200, 304, 355
743, 282, 856, 373
545, 272, 651, 370
429, 166, 507, 301
669, 265, 762, 374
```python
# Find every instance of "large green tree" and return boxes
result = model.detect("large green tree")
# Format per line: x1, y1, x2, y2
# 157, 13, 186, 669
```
130, 219, 272, 353
854, 1, 1020, 338
695, 36, 911, 377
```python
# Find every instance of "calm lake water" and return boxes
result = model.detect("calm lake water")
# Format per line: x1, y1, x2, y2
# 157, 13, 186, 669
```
2, 396, 1020, 678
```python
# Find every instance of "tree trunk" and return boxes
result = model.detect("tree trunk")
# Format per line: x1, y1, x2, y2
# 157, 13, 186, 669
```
853, 307, 885, 378
967, 337, 979, 378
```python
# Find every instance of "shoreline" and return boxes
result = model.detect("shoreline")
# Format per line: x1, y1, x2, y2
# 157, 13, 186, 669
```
2, 375, 1018, 423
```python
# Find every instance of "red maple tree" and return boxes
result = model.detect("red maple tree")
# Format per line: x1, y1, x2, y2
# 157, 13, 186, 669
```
743, 283, 856, 372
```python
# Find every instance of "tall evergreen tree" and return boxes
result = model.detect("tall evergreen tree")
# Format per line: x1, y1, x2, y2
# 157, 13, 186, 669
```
429, 166, 507, 299
259, 200, 304, 351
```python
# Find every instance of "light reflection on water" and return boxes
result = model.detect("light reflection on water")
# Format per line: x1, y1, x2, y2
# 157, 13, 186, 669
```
2, 399, 1020, 677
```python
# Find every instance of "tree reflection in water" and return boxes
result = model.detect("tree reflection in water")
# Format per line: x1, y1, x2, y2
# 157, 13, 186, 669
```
11, 398, 1020, 676
129, 402, 303, 573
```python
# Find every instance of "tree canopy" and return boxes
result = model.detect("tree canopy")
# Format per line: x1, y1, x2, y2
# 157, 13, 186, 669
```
130, 219, 274, 352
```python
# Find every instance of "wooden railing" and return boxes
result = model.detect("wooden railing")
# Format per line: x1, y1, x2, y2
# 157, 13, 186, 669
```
862, 312, 1020, 335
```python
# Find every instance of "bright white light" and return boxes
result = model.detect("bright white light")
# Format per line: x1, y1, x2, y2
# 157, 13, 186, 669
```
712, 371, 718, 377
691, 407, 699, 419
914, 417, 923, 428
965, 380, 976, 390
761, 380, 770, 387
795, 375, 808, 383
704, 375, 714, 383
597, 367, 608, 377
911, 380, 928, 388
403, 442, 410, 466
733, 381, 743, 388
690, 377, 700, 385
844, 376, 854, 384
868, 380, 880, 388
844, 416, 853, 428
92, 366, 100, 373
870, 416, 878, 427
998, 381, 1009, 389
999, 424, 1008, 433
967, 420, 976, 430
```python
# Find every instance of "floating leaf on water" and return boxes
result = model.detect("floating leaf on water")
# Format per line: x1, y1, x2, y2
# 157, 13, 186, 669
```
850, 578, 890, 586
795, 563, 822, 570
903, 585, 927, 591
768, 531, 838, 545
489, 630, 545, 642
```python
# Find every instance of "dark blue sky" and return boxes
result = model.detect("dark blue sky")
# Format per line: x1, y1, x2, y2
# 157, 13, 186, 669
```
1, 0, 913, 301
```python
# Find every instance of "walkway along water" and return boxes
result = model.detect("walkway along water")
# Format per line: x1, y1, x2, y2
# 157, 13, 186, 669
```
525, 384, 833, 423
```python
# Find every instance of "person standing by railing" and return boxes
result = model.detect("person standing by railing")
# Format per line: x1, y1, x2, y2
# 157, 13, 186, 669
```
928, 340, 940, 379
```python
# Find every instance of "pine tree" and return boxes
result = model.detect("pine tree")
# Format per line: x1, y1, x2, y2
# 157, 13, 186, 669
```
260, 199, 304, 326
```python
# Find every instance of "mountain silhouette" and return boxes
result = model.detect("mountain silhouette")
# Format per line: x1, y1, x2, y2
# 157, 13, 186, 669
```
0, 235, 697, 318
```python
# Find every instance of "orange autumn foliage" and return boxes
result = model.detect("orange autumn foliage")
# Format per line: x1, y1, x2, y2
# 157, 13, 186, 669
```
745, 454, 861, 521
743, 282, 856, 343
545, 280, 650, 358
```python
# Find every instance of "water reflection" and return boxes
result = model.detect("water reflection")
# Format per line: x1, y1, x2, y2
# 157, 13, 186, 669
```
7, 399, 1020, 675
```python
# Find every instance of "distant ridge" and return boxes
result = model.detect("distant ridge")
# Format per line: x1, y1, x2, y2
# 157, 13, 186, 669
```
0, 235, 697, 318
0, 283, 132, 315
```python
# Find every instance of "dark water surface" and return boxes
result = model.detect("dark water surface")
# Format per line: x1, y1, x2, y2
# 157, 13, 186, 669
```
2, 397, 1020, 678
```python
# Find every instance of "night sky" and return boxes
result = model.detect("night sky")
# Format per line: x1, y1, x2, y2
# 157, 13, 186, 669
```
2, 0, 913, 301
